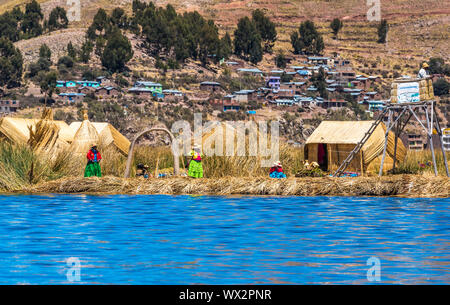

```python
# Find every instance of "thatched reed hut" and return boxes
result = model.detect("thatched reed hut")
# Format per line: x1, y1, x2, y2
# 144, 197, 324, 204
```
69, 117, 99, 155
69, 122, 130, 155
0, 117, 75, 145
305, 121, 406, 173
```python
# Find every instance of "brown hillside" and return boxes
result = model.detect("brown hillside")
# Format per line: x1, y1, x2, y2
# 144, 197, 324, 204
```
4, 0, 450, 73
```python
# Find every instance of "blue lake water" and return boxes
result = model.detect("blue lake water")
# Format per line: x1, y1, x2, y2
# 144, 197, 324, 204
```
0, 194, 448, 284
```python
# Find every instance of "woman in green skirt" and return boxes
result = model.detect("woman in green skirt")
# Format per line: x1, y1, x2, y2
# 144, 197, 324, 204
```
84, 143, 102, 177
188, 145, 203, 178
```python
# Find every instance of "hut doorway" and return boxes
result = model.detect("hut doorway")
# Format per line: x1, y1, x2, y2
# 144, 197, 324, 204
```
317, 143, 328, 171
124, 127, 179, 178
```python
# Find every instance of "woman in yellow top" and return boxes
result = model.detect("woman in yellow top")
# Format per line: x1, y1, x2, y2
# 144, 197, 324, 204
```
188, 145, 204, 178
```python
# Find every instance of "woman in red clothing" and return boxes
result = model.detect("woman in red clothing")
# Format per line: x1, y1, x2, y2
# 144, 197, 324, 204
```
269, 161, 286, 178
84, 143, 102, 177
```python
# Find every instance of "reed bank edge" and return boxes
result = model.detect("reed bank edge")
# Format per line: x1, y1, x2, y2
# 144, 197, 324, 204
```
178, 289, 272, 302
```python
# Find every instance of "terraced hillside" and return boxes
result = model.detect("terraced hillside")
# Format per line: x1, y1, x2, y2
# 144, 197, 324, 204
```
3, 0, 449, 75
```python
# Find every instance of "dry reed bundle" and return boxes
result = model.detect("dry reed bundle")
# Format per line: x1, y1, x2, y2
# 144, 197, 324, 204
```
27, 175, 450, 198
27, 108, 64, 153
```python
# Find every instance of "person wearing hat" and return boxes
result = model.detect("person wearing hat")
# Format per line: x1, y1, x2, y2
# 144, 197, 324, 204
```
188, 144, 204, 178
136, 164, 150, 178
84, 143, 102, 177
418, 62, 429, 79
269, 161, 286, 179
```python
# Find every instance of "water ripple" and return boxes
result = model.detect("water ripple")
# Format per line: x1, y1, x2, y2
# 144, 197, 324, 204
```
0, 194, 448, 284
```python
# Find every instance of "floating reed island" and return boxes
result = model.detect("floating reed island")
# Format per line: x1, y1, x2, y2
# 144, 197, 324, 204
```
1, 109, 448, 198
26, 175, 449, 198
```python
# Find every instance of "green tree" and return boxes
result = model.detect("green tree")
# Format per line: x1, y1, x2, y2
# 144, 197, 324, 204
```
88, 8, 110, 39
233, 16, 263, 64
275, 52, 287, 69
28, 44, 52, 78
57, 55, 74, 68
0, 12, 20, 42
217, 32, 232, 60
330, 18, 343, 39
433, 78, 449, 96
67, 41, 77, 59
80, 39, 94, 63
93, 8, 109, 31
47, 7, 68, 31
291, 20, 324, 55
198, 20, 220, 66
311, 67, 328, 99
39, 70, 58, 105
11, 7, 24, 22
0, 38, 23, 88
111, 8, 128, 29
101, 27, 133, 72
95, 36, 107, 57
251, 9, 277, 52
377, 19, 388, 43
39, 43, 51, 61
428, 57, 450, 76
21, 0, 43, 38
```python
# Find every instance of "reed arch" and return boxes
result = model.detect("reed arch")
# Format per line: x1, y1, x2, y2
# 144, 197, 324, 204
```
124, 127, 180, 178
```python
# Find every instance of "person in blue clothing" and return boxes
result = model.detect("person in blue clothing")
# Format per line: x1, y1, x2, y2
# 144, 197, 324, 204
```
269, 161, 286, 179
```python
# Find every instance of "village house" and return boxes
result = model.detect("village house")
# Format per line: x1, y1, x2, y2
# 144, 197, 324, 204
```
269, 70, 285, 76
266, 76, 281, 91
78, 86, 95, 95
307, 56, 332, 66
321, 99, 348, 109
223, 99, 241, 112
237, 68, 264, 77
96, 76, 113, 86
355, 76, 369, 89
367, 76, 381, 86
290, 66, 306, 71
162, 89, 184, 101
129, 81, 164, 98
343, 88, 363, 100
280, 82, 306, 95
335, 70, 357, 86
128, 87, 161, 98
224, 61, 239, 67
0, 100, 19, 115
332, 57, 352, 68
275, 88, 295, 99
56, 80, 77, 92
134, 81, 163, 94
401, 133, 426, 150
442, 128, 450, 151
296, 69, 312, 79
96, 86, 120, 99
77, 80, 101, 88
364, 91, 382, 100
210, 96, 241, 112
233, 90, 257, 103
56, 80, 101, 93
360, 100, 386, 112
270, 99, 298, 107
58, 92, 85, 103
199, 81, 221, 92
